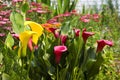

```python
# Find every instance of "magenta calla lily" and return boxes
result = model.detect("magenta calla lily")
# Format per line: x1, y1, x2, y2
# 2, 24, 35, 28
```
54, 45, 67, 64
96, 39, 113, 53
60, 35, 67, 45
82, 28, 95, 43
74, 28, 80, 37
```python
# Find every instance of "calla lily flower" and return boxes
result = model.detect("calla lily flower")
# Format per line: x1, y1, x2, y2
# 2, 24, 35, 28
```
41, 23, 61, 32
49, 28, 59, 38
41, 23, 53, 32
54, 45, 67, 64
82, 28, 95, 43
74, 28, 80, 37
18, 31, 37, 57
96, 39, 113, 53
18, 21, 44, 57
60, 35, 67, 45
24, 21, 44, 45
52, 22, 61, 27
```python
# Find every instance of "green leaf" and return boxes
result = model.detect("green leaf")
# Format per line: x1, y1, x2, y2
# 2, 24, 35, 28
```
36, 0, 41, 2
10, 12, 24, 34
61, 21, 71, 35
21, 2, 29, 13
86, 53, 105, 79
0, 53, 3, 63
85, 59, 96, 71
2, 73, 10, 80
48, 66, 56, 79
69, 0, 78, 11
63, 0, 70, 13
5, 33, 14, 49
57, 0, 63, 14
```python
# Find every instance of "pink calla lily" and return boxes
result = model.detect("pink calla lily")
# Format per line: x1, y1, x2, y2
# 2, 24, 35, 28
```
96, 39, 113, 53
54, 45, 67, 64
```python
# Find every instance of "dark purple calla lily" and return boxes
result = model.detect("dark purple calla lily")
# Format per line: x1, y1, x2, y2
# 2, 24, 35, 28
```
54, 45, 67, 64
82, 28, 95, 43
96, 39, 113, 53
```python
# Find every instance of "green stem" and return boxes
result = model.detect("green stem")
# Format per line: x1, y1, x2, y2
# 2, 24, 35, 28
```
20, 58, 24, 80
57, 65, 59, 80
27, 51, 33, 74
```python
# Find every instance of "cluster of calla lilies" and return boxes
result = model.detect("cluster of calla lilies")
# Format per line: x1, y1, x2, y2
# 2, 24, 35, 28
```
50, 27, 113, 64
12, 21, 113, 65
9, 20, 114, 80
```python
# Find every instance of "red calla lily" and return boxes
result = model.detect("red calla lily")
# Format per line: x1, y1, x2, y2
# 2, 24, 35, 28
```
96, 39, 113, 53
54, 45, 67, 64
49, 28, 59, 38
82, 28, 95, 43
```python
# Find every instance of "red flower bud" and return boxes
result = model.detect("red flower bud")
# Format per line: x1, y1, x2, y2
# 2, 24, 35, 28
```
96, 39, 113, 53
54, 45, 67, 64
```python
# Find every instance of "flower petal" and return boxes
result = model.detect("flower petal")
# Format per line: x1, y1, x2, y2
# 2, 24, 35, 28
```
18, 31, 37, 57
82, 28, 95, 43
96, 39, 113, 53
54, 45, 67, 64
24, 21, 44, 44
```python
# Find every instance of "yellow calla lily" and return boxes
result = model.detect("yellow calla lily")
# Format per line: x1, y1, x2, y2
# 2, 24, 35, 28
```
18, 31, 37, 57
24, 21, 44, 45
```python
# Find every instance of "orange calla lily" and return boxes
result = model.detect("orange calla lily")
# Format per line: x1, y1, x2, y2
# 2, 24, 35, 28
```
41, 22, 61, 32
